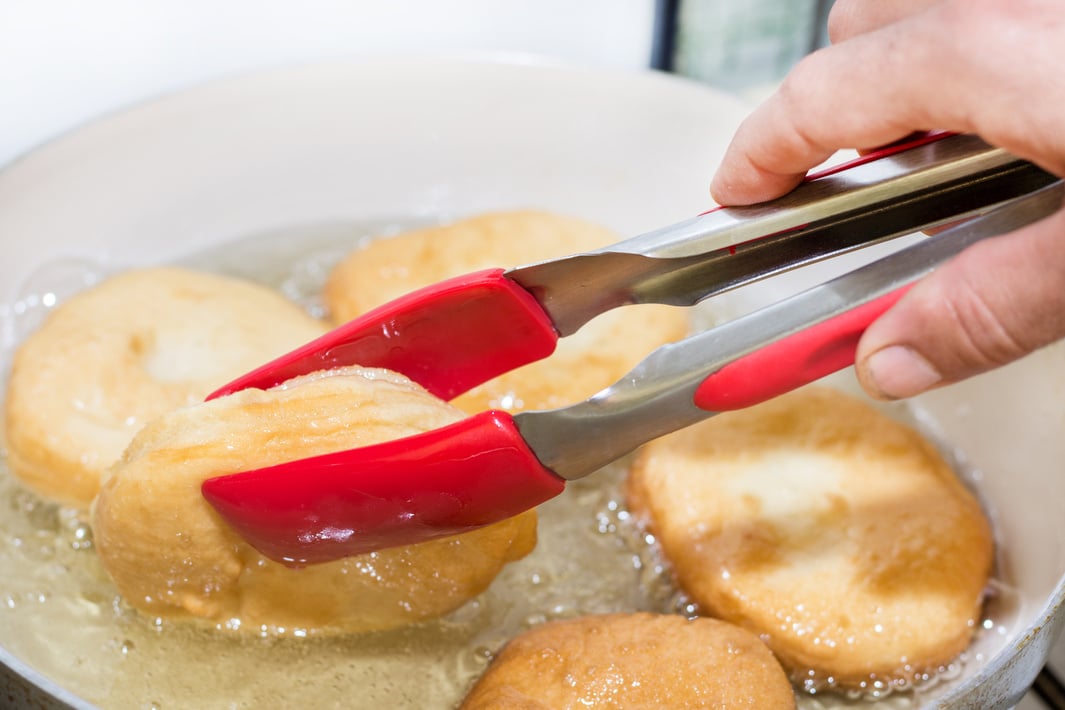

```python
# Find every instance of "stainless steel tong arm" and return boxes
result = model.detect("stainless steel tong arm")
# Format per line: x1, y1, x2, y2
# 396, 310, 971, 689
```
515, 181, 1065, 481
511, 134, 1055, 336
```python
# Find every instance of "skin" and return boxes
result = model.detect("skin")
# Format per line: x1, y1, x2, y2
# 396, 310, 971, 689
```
710, 0, 1065, 400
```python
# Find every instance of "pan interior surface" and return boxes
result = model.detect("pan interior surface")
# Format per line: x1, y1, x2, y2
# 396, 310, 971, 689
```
1, 58, 1062, 709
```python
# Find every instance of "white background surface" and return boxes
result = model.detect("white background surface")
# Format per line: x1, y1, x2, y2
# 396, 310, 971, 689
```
0, 0, 655, 168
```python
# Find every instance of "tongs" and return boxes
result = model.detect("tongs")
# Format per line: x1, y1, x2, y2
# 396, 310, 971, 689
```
200, 133, 1060, 565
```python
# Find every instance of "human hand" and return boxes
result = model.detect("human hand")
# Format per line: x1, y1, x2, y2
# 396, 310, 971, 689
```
710, 0, 1065, 399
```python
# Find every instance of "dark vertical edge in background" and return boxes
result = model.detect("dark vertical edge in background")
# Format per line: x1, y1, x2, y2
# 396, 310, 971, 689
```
812, 0, 835, 51
1034, 666, 1065, 709
650, 0, 680, 71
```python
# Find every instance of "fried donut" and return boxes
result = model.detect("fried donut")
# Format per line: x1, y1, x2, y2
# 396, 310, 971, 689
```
626, 386, 994, 687
460, 612, 795, 709
91, 366, 537, 633
4, 267, 327, 507
324, 211, 690, 414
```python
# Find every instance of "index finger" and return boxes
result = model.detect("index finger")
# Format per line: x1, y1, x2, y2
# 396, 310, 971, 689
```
710, 2, 974, 205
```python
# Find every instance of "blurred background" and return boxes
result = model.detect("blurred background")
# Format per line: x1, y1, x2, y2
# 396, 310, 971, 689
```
0, 0, 832, 168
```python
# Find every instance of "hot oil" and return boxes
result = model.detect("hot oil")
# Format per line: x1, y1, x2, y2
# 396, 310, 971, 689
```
0, 222, 672, 709
0, 222, 1016, 709
0, 437, 667, 708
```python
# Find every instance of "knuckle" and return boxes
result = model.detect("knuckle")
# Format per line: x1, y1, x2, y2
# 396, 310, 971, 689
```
930, 242, 1064, 376
826, 0, 861, 43
940, 283, 1030, 372
772, 56, 829, 153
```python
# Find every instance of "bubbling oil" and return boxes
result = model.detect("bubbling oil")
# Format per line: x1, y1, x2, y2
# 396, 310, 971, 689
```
0, 221, 1015, 709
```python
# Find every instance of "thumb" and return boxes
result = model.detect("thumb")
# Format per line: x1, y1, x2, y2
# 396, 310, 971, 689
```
855, 208, 1065, 399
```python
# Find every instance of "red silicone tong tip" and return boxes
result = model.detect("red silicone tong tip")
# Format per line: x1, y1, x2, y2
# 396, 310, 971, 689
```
206, 269, 559, 402
201, 410, 565, 565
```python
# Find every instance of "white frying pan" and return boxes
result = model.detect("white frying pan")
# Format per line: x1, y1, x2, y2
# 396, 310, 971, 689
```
1, 57, 1062, 709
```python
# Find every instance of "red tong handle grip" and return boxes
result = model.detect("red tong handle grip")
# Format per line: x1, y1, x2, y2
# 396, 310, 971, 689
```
694, 285, 912, 412
803, 131, 954, 181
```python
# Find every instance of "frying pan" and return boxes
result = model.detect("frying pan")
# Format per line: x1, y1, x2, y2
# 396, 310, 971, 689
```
1, 57, 1063, 709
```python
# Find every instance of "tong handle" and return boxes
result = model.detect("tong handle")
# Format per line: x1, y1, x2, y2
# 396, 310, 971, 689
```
516, 182, 1065, 481
682, 134, 955, 410
693, 286, 910, 411
517, 133, 1055, 336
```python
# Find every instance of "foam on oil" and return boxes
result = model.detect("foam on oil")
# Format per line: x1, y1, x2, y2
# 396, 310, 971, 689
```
0, 221, 1016, 709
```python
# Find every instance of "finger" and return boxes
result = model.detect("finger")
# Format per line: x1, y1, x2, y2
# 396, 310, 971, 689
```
828, 0, 942, 43
709, 43, 938, 204
709, 12, 945, 205
854, 207, 1065, 399
710, 0, 1064, 206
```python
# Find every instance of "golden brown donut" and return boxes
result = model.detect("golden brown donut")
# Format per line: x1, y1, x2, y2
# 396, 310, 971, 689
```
91, 365, 537, 633
460, 612, 796, 709
4, 267, 327, 508
626, 386, 994, 688
323, 211, 690, 414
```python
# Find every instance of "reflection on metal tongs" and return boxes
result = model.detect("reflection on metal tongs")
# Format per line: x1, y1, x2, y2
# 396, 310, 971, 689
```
200, 133, 1063, 565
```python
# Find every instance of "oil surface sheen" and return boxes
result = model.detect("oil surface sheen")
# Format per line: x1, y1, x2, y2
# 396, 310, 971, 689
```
0, 221, 1012, 708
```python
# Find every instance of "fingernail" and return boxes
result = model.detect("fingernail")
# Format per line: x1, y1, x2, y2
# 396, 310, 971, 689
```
863, 345, 943, 399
